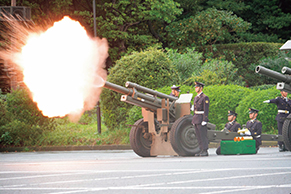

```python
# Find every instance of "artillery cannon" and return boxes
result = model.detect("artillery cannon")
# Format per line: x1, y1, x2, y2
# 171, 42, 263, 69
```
255, 65, 291, 151
103, 81, 286, 157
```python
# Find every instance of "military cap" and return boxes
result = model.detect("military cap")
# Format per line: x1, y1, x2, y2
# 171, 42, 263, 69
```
228, 110, 238, 116
171, 85, 181, 92
249, 108, 259, 114
194, 81, 205, 87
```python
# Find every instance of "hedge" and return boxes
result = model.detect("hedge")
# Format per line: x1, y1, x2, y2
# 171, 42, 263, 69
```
236, 86, 279, 133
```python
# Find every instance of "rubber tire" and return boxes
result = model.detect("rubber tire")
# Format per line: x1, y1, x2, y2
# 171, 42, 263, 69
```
169, 115, 200, 156
129, 118, 154, 157
282, 114, 291, 151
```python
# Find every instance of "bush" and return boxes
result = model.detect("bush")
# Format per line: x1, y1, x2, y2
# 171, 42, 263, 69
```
236, 87, 279, 134
184, 58, 245, 86
0, 88, 55, 147
166, 47, 203, 84
198, 42, 283, 86
203, 85, 253, 130
101, 46, 179, 130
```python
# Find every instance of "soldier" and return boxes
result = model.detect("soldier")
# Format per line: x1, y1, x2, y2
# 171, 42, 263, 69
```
246, 108, 262, 152
192, 82, 209, 157
263, 90, 291, 152
170, 85, 180, 97
216, 110, 241, 155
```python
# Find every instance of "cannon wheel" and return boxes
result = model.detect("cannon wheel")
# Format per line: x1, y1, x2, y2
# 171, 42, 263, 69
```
282, 114, 291, 151
169, 115, 200, 156
130, 118, 155, 157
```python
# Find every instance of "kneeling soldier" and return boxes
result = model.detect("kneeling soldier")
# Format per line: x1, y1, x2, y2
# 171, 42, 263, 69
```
246, 108, 262, 152
216, 110, 241, 155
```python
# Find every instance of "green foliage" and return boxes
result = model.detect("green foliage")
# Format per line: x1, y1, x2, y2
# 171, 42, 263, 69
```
101, 46, 179, 130
184, 58, 244, 86
76, 0, 182, 65
238, 0, 291, 41
126, 106, 142, 126
166, 47, 203, 84
166, 8, 251, 49
0, 88, 55, 147
236, 87, 279, 133
199, 42, 282, 87
203, 85, 253, 130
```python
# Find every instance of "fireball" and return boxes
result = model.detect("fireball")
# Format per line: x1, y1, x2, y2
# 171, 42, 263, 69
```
2, 16, 108, 121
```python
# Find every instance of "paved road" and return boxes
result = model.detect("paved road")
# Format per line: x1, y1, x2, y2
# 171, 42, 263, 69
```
0, 147, 290, 194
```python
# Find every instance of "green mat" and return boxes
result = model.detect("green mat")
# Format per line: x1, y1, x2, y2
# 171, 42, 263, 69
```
220, 140, 256, 155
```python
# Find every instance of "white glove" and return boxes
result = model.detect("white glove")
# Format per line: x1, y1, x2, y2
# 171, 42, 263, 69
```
237, 128, 251, 136
244, 129, 251, 136
201, 121, 207, 126
263, 100, 270, 103
190, 105, 194, 111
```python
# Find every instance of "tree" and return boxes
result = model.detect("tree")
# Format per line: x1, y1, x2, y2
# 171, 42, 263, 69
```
165, 8, 251, 49
76, 0, 182, 67
240, 0, 291, 41
203, 0, 291, 42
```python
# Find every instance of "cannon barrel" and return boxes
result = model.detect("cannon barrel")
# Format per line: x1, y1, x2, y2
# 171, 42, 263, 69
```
103, 81, 176, 111
103, 81, 132, 96
126, 81, 177, 101
282, 66, 291, 75
255, 66, 291, 84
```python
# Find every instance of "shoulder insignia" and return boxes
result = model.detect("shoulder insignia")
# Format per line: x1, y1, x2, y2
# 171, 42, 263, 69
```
205, 100, 209, 103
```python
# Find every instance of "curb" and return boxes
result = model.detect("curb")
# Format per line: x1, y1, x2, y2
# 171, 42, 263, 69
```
0, 141, 277, 152
0, 145, 132, 152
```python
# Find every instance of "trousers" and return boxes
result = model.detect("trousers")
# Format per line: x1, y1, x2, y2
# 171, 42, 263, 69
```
194, 124, 208, 151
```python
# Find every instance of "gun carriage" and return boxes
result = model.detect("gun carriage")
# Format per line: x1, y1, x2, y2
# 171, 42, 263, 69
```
103, 80, 288, 157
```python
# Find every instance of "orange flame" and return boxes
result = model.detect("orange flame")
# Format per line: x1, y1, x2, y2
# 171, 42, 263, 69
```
3, 16, 108, 121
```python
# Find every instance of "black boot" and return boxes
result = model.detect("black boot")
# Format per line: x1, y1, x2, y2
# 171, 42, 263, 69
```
279, 144, 284, 152
195, 150, 208, 157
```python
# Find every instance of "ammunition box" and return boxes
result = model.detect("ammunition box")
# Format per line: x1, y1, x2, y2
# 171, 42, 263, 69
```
220, 140, 256, 155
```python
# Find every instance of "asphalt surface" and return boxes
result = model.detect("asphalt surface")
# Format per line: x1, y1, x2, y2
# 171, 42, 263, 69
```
0, 147, 290, 194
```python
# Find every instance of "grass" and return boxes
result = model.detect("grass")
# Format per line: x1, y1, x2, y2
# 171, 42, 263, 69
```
37, 119, 131, 147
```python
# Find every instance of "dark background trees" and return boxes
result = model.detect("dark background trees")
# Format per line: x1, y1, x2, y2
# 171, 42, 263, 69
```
2, 0, 290, 69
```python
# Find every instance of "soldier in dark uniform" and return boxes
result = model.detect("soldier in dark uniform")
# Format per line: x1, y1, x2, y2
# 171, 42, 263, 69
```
216, 110, 241, 155
169, 85, 180, 97
191, 82, 210, 157
263, 90, 291, 151
246, 108, 262, 152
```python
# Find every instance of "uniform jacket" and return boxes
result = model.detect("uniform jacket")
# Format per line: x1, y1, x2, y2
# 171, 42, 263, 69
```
269, 96, 291, 122
225, 121, 241, 132
192, 93, 209, 124
246, 119, 262, 145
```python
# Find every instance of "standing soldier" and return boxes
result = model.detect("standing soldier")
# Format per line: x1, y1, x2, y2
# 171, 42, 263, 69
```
263, 90, 291, 151
216, 110, 241, 155
192, 82, 209, 157
169, 85, 180, 97
246, 108, 262, 152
